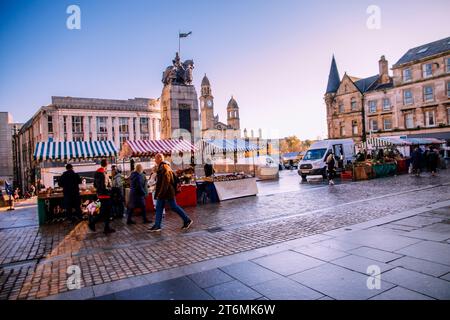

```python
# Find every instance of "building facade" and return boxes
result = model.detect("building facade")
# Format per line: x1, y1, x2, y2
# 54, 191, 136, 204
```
200, 74, 241, 139
0, 112, 21, 186
14, 96, 161, 191
325, 36, 450, 142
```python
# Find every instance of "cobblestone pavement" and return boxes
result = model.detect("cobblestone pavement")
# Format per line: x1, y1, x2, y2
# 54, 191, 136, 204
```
1, 170, 450, 299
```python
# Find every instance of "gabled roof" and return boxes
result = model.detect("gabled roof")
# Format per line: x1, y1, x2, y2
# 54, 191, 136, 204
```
393, 36, 450, 67
353, 75, 379, 93
326, 55, 340, 93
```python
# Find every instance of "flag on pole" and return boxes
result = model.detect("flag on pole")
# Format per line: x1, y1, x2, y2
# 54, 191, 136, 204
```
179, 31, 192, 38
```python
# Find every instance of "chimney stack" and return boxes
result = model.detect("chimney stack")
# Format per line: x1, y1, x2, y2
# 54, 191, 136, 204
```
379, 55, 390, 84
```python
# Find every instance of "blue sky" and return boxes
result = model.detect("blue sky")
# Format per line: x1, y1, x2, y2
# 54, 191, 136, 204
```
1, 0, 449, 139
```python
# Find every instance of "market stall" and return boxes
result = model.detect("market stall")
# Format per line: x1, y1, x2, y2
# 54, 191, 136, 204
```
195, 139, 260, 201
34, 140, 118, 225
120, 139, 198, 211
354, 137, 405, 180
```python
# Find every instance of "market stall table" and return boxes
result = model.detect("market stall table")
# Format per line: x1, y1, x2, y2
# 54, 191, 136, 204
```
195, 139, 260, 201
213, 177, 258, 201
33, 140, 119, 225
37, 190, 98, 225
372, 162, 397, 178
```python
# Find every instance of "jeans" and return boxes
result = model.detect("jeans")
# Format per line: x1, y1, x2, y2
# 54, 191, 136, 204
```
154, 199, 190, 228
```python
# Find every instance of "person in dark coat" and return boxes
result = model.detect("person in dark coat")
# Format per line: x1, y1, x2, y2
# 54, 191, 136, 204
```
149, 153, 192, 232
427, 147, 439, 176
411, 147, 423, 176
325, 151, 336, 185
126, 164, 151, 225
204, 159, 215, 177
90, 159, 115, 234
58, 164, 82, 222
111, 165, 125, 218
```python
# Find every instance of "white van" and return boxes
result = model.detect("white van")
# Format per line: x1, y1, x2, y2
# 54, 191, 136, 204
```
298, 139, 355, 180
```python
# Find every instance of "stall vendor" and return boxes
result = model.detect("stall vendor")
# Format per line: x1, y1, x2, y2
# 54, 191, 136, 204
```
204, 159, 215, 177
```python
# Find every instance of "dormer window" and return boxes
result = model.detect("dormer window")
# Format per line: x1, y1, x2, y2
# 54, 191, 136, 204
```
417, 47, 428, 54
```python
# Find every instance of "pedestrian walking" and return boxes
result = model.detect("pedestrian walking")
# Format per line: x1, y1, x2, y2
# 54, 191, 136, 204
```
90, 159, 115, 234
411, 147, 423, 177
427, 147, 439, 176
149, 153, 193, 232
58, 164, 82, 222
325, 151, 335, 185
126, 164, 151, 225
111, 165, 125, 218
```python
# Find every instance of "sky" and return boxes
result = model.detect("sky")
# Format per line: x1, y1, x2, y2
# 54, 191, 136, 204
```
1, 0, 449, 140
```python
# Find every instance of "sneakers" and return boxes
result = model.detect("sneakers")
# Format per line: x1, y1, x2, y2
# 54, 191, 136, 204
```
149, 225, 161, 232
182, 219, 193, 230
127, 220, 136, 225
328, 180, 335, 185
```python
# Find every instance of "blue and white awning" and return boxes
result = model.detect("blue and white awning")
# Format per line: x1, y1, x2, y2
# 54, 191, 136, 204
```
34, 140, 118, 161
196, 139, 261, 154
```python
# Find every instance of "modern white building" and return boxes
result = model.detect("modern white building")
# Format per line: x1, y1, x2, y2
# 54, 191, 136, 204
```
14, 96, 161, 191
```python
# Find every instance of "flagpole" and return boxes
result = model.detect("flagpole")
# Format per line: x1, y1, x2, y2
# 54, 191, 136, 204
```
178, 30, 180, 55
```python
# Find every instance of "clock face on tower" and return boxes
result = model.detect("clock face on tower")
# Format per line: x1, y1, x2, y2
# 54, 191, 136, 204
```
207, 100, 213, 107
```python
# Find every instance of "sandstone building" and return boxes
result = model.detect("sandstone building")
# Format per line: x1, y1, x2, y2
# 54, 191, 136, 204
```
325, 36, 450, 142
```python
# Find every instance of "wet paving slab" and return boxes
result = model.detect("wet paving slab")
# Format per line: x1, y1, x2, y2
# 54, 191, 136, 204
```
1, 170, 450, 299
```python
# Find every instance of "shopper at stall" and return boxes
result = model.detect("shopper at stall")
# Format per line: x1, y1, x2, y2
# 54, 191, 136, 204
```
427, 147, 439, 177
90, 159, 115, 234
111, 165, 125, 219
325, 151, 336, 185
149, 153, 193, 232
204, 159, 215, 177
58, 164, 82, 222
126, 164, 151, 225
411, 147, 423, 177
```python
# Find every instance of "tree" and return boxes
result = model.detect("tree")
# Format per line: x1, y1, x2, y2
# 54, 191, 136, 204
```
302, 139, 312, 150
280, 136, 302, 154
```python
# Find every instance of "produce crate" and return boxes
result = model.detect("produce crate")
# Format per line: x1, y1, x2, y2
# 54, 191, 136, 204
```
340, 171, 353, 180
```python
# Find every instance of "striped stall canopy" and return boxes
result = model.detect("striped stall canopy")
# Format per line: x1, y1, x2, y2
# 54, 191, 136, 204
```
378, 137, 412, 146
121, 139, 197, 157
34, 140, 118, 162
196, 139, 260, 155
360, 137, 393, 149
403, 137, 445, 145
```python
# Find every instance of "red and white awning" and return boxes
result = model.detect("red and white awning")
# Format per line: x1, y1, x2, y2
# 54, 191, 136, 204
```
121, 139, 197, 157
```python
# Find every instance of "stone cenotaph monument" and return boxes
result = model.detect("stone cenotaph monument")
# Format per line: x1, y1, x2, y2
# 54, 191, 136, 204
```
160, 52, 200, 142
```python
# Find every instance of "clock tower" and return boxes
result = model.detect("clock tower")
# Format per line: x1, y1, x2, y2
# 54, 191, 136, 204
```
200, 74, 215, 132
